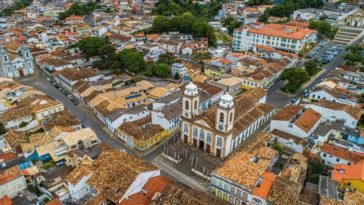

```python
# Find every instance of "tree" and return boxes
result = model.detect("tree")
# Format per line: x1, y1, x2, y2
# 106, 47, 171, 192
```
0, 123, 5, 135
150, 12, 217, 45
174, 72, 180, 80
224, 17, 241, 34
280, 67, 309, 93
247, 0, 271, 6
344, 53, 362, 66
259, 0, 323, 22
77, 37, 114, 58
309, 21, 337, 39
304, 60, 320, 76
0, 0, 32, 17
118, 49, 146, 74
153, 63, 170, 78
58, 2, 100, 20
305, 159, 324, 183
346, 45, 363, 54
158, 54, 176, 65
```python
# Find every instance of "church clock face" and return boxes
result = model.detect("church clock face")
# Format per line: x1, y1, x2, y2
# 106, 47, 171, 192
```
184, 112, 189, 117
218, 124, 224, 131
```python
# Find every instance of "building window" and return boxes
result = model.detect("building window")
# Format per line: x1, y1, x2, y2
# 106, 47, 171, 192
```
323, 153, 327, 157
336, 158, 340, 162
216, 137, 223, 148
199, 129, 205, 140
183, 123, 189, 134
3, 56, 8, 62
223, 183, 229, 192
193, 127, 198, 138
230, 186, 235, 195
206, 132, 212, 144
219, 113, 224, 123
229, 196, 234, 204
236, 189, 242, 198
229, 112, 233, 122
218, 181, 223, 189
194, 99, 198, 109
211, 187, 217, 196
185, 100, 189, 110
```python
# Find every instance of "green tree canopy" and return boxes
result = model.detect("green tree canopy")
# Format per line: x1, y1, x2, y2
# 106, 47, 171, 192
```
247, 0, 271, 6
280, 67, 309, 93
76, 37, 114, 58
346, 45, 363, 54
309, 21, 338, 39
118, 49, 146, 74
158, 54, 176, 65
224, 16, 241, 34
0, 0, 33, 17
150, 12, 217, 45
304, 60, 321, 76
58, 2, 101, 20
0, 123, 6, 135
174, 72, 180, 80
153, 0, 223, 20
153, 63, 170, 78
259, 0, 323, 22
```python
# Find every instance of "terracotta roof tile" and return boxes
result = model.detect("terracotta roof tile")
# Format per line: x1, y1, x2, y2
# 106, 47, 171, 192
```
0, 166, 22, 186
293, 108, 321, 132
332, 160, 364, 182
273, 105, 303, 121
321, 143, 364, 163
86, 150, 157, 203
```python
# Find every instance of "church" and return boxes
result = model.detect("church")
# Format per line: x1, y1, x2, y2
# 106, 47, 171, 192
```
0, 41, 34, 78
181, 82, 275, 159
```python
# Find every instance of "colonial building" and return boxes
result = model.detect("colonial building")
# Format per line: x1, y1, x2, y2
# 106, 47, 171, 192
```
232, 23, 317, 53
180, 82, 275, 159
0, 41, 34, 78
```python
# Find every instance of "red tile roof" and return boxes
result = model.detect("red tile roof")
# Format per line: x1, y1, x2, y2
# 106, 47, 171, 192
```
321, 144, 364, 163
0, 196, 12, 205
0, 166, 22, 186
332, 160, 364, 182
294, 108, 320, 132
245, 23, 316, 40
118, 176, 170, 205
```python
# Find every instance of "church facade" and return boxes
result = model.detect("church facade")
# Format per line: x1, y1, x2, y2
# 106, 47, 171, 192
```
180, 82, 275, 159
0, 41, 34, 78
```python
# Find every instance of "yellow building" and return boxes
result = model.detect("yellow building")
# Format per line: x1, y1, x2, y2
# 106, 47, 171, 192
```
204, 65, 225, 78
116, 116, 169, 151
332, 160, 364, 193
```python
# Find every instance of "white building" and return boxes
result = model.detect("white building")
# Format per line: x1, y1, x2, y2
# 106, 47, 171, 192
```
171, 63, 187, 78
104, 106, 150, 133
66, 165, 93, 201
0, 41, 34, 78
304, 100, 362, 129
320, 143, 363, 167
309, 86, 358, 106
181, 83, 274, 159
270, 105, 321, 139
0, 166, 27, 199
232, 23, 317, 53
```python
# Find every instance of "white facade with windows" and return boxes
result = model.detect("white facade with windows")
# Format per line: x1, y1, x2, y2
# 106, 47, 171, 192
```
309, 89, 358, 106
304, 103, 359, 129
320, 150, 352, 167
0, 43, 34, 78
210, 175, 267, 205
181, 83, 274, 159
232, 25, 317, 53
